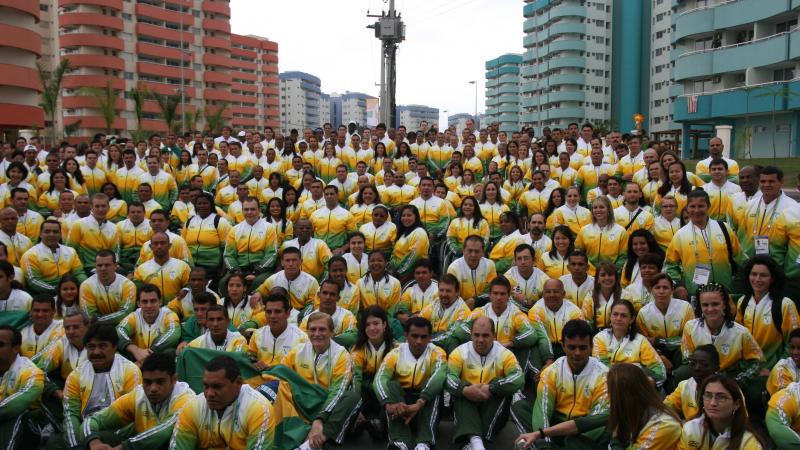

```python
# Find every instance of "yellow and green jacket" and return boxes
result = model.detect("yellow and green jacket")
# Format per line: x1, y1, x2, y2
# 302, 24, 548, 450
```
680, 319, 763, 383
188, 329, 248, 352
552, 205, 592, 236
349, 203, 375, 230
352, 341, 393, 392
533, 356, 608, 430
592, 329, 666, 386
679, 415, 763, 450
389, 227, 431, 278
398, 280, 438, 316
311, 280, 361, 316
357, 272, 402, 315
138, 170, 178, 210
518, 188, 551, 218
426, 144, 453, 172
446, 256, 498, 302
33, 336, 86, 382
280, 340, 352, 417
459, 303, 549, 356
62, 355, 141, 448
20, 320, 63, 358
665, 377, 701, 420
734, 194, 797, 259
360, 221, 397, 255
636, 298, 695, 348
66, 215, 121, 271
79, 273, 137, 325
256, 270, 320, 311
735, 294, 800, 369
767, 357, 800, 396
170, 384, 274, 450
445, 341, 523, 398
0, 288, 32, 312
113, 165, 145, 204
300, 306, 357, 348
528, 300, 585, 344
479, 202, 509, 243
343, 252, 368, 285
116, 218, 153, 270
665, 221, 744, 296
577, 163, 617, 200
375, 342, 446, 401
772, 206, 800, 285
182, 214, 231, 268
575, 223, 628, 274
561, 274, 594, 309
618, 153, 645, 180
20, 242, 86, 295
505, 266, 550, 312
0, 356, 44, 422
137, 231, 194, 267
225, 299, 265, 332
281, 238, 333, 281
16, 210, 44, 244
489, 230, 525, 274
652, 215, 681, 251
613, 205, 654, 233
223, 218, 278, 272
580, 293, 617, 331
133, 258, 191, 304
418, 298, 471, 350
248, 324, 308, 367
767, 382, 800, 448
703, 181, 741, 221
536, 250, 569, 280
116, 307, 181, 352
409, 196, 451, 239
81, 165, 107, 196
382, 184, 418, 211
310, 205, 356, 250
83, 381, 195, 450
695, 157, 740, 183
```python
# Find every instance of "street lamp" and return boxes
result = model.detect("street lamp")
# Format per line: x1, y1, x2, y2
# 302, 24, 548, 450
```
468, 81, 477, 120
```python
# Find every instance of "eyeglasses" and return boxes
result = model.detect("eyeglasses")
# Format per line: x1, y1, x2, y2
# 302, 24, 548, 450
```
703, 392, 733, 403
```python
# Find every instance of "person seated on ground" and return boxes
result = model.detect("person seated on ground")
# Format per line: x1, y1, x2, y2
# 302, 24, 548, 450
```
357, 250, 402, 318
132, 232, 191, 305
767, 328, 800, 396
766, 380, 800, 449
635, 272, 695, 380
300, 279, 357, 348
503, 243, 549, 314
592, 300, 667, 388
20, 294, 63, 359
254, 247, 320, 315
516, 363, 681, 450
319, 255, 361, 316
560, 250, 594, 308
170, 355, 274, 450
310, 185, 355, 254
281, 218, 333, 281
0, 259, 31, 312
273, 311, 361, 450
221, 272, 264, 337
189, 305, 247, 352
680, 374, 767, 450
0, 324, 45, 450
116, 284, 180, 366
374, 316, 446, 450
66, 193, 121, 275
46, 323, 141, 450
20, 219, 86, 295
222, 196, 278, 292
389, 205, 431, 282
249, 293, 308, 371
137, 209, 193, 266
351, 305, 395, 440
488, 211, 525, 274
418, 273, 471, 353
343, 232, 369, 284
677, 283, 763, 409
79, 250, 136, 325
176, 292, 231, 355
446, 196, 489, 256
528, 279, 584, 357
447, 316, 524, 450
83, 352, 195, 450
511, 319, 609, 447
32, 310, 88, 426
447, 235, 498, 309
457, 275, 552, 382
168, 266, 220, 321
397, 259, 438, 324
665, 344, 720, 421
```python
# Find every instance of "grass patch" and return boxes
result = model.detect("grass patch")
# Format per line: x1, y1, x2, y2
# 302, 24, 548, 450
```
684, 157, 800, 188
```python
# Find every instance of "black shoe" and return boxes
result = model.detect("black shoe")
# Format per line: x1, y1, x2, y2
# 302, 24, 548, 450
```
365, 418, 386, 440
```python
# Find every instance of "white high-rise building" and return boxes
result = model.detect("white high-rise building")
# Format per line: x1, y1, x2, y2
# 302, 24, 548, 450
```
485, 53, 522, 133
279, 71, 323, 132
340, 92, 376, 127
396, 105, 439, 131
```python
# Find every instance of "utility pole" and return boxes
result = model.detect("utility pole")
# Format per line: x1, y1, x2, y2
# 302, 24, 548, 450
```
179, 5, 186, 135
367, 0, 405, 127
469, 80, 477, 119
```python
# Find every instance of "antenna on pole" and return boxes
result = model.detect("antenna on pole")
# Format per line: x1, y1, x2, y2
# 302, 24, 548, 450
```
367, 0, 404, 127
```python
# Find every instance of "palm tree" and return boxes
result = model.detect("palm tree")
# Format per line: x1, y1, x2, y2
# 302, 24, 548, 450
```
37, 58, 71, 147
128, 84, 150, 133
151, 91, 181, 134
81, 81, 120, 135
183, 108, 203, 134
204, 101, 229, 135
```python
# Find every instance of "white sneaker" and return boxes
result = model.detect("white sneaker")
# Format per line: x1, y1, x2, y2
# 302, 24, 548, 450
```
462, 444, 473, 450
414, 444, 430, 450
470, 436, 486, 450
296, 441, 312, 450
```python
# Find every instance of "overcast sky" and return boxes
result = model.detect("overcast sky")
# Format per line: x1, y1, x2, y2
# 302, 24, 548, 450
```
230, 0, 523, 125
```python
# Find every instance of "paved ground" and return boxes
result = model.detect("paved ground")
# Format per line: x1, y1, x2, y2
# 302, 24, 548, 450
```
340, 419, 520, 450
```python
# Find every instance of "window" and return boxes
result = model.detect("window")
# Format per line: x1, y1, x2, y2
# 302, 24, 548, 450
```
735, 29, 754, 44
776, 19, 797, 33
773, 68, 795, 81
694, 38, 712, 51
40, 4, 48, 11
694, 78, 713, 93
122, 13, 131, 20
124, 72, 133, 80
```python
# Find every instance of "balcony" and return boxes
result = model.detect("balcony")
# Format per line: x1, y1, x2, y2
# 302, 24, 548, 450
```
202, 53, 231, 67
543, 90, 585, 103
673, 80, 800, 122
674, 33, 790, 80
542, 39, 585, 58
62, 95, 125, 110
58, 0, 122, 10
674, 0, 792, 42
673, 50, 713, 81
62, 74, 124, 90
65, 54, 123, 71
136, 42, 192, 61
0, 64, 41, 91
540, 107, 584, 121
202, 35, 231, 51
202, 18, 230, 34
60, 33, 124, 51
204, 71, 232, 84
548, 73, 585, 86
137, 61, 191, 80
202, 1, 231, 17
59, 12, 123, 30
135, 23, 195, 45
0, 24, 41, 55
135, 3, 193, 26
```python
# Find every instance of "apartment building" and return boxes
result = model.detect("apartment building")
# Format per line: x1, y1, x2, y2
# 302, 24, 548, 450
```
484, 53, 522, 133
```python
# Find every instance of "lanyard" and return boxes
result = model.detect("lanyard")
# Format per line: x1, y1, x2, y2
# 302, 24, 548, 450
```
754, 196, 781, 235
691, 224, 713, 265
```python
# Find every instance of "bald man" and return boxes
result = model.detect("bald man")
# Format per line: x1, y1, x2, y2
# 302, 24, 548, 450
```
527, 279, 584, 357
0, 207, 32, 266
696, 137, 740, 183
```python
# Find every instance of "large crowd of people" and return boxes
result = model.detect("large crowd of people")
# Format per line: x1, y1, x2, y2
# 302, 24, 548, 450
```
0, 118, 799, 449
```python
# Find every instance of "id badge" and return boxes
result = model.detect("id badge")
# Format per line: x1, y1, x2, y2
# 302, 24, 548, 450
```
693, 264, 711, 286
755, 236, 769, 255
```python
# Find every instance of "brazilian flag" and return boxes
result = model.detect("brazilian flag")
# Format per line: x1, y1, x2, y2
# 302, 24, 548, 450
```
0, 311, 30, 328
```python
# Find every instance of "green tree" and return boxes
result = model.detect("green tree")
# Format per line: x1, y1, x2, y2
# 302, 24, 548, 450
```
128, 84, 150, 133
37, 58, 71, 147
151, 91, 181, 134
204, 102, 229, 135
183, 108, 203, 134
81, 81, 120, 135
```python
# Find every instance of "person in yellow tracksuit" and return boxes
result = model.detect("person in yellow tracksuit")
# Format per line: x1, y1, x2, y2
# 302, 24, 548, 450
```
80, 253, 137, 325
517, 174, 552, 220
281, 219, 333, 281
552, 187, 592, 236
447, 196, 490, 255
66, 202, 122, 274
20, 220, 87, 295
170, 355, 274, 450
81, 353, 195, 450
299, 280, 358, 348
418, 274, 471, 353
389, 205, 431, 280
446, 317, 524, 449
528, 279, 585, 356
488, 212, 525, 274
397, 261, 439, 318
186, 304, 248, 352
767, 381, 800, 448
138, 156, 178, 211
115, 203, 153, 274
702, 159, 741, 221
222, 205, 278, 290
358, 250, 403, 316
248, 295, 309, 369
575, 196, 628, 273
359, 205, 397, 255
374, 316, 447, 450
0, 332, 45, 450
133, 233, 191, 304
310, 186, 356, 251
767, 329, 800, 396
447, 236, 498, 307
255, 247, 321, 312
479, 182, 509, 244
182, 193, 231, 275
116, 284, 181, 363
664, 344, 719, 420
